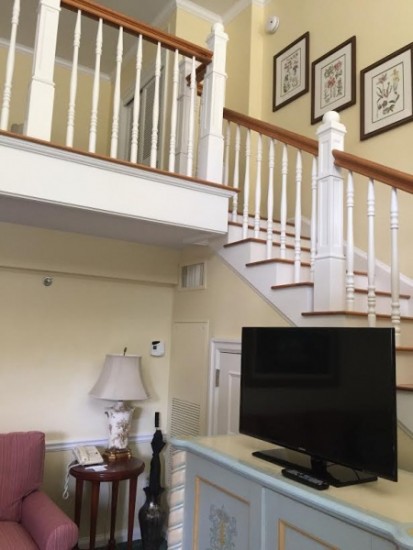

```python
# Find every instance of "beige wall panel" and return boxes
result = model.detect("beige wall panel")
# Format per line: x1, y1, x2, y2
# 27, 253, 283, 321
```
0, 224, 178, 440
173, 246, 289, 340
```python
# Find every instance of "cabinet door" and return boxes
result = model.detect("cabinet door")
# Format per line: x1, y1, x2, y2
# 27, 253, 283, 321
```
265, 490, 397, 550
183, 454, 262, 550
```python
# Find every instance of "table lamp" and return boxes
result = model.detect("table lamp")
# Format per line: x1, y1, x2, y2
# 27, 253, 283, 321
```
89, 351, 149, 461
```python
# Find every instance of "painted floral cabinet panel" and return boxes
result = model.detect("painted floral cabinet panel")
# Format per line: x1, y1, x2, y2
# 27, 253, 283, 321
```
183, 455, 262, 550
265, 490, 397, 550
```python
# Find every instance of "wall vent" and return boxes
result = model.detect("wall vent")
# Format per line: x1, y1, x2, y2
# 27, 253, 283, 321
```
179, 262, 205, 290
170, 397, 201, 438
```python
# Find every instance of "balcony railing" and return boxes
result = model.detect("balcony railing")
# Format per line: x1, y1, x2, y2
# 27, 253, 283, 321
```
0, 0, 227, 183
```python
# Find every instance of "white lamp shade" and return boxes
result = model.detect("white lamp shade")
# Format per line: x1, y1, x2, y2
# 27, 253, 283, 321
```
89, 354, 149, 401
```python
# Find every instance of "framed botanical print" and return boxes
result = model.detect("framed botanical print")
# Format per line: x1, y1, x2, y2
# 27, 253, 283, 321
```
360, 43, 413, 140
273, 32, 309, 111
311, 36, 356, 124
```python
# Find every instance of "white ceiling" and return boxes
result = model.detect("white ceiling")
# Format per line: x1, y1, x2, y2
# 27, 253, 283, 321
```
98, 0, 243, 25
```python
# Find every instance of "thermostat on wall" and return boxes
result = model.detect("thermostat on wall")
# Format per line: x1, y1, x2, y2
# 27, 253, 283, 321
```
151, 340, 165, 357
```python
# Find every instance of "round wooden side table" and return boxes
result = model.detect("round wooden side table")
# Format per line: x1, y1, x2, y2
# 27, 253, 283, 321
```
70, 457, 145, 550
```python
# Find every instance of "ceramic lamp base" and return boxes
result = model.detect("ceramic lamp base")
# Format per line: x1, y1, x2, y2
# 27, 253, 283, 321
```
105, 400, 135, 451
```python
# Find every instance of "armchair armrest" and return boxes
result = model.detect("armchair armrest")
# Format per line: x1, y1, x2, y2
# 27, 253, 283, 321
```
21, 490, 78, 550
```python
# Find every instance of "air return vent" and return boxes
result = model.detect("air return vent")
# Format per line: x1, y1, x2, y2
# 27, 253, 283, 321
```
170, 398, 201, 437
179, 262, 206, 290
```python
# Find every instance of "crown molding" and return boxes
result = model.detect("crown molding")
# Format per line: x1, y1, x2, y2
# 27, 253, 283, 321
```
176, 0, 223, 23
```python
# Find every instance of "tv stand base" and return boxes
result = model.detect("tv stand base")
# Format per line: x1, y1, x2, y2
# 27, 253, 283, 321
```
253, 448, 378, 487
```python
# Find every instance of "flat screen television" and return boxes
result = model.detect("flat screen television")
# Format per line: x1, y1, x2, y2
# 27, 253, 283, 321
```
239, 327, 398, 487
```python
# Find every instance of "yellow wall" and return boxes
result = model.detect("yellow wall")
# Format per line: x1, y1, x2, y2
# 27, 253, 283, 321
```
258, 0, 413, 173
0, 222, 179, 439
173, 245, 288, 335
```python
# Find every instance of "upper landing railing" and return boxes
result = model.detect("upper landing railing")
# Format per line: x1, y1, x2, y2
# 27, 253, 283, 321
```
0, 0, 227, 183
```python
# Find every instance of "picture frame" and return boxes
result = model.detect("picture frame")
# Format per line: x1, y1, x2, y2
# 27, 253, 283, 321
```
273, 32, 309, 111
360, 43, 413, 140
311, 36, 356, 124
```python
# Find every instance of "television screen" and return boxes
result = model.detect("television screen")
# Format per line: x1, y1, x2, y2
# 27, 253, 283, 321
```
240, 327, 398, 487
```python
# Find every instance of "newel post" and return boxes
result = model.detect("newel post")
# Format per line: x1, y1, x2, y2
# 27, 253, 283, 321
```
197, 22, 228, 183
313, 111, 347, 311
25, 0, 60, 140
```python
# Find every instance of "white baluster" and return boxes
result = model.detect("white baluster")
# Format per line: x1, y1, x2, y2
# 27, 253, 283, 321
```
66, 9, 81, 147
345, 171, 355, 311
310, 156, 317, 282
231, 124, 241, 222
168, 49, 179, 172
294, 150, 302, 282
186, 56, 196, 176
89, 18, 103, 153
176, 58, 192, 174
266, 139, 275, 259
254, 133, 263, 238
242, 129, 251, 239
390, 187, 401, 345
223, 120, 230, 185
150, 42, 161, 168
279, 144, 288, 259
110, 26, 123, 158
130, 34, 143, 164
1, 0, 20, 131
367, 178, 376, 326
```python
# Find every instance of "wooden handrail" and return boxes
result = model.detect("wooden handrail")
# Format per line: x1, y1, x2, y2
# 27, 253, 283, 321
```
61, 0, 213, 64
333, 150, 413, 194
223, 108, 318, 156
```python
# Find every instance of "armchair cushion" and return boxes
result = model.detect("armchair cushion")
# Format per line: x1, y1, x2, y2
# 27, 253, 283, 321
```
0, 432, 44, 522
0, 521, 38, 549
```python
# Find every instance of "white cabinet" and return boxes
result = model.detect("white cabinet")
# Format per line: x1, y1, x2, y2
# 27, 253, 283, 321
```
168, 435, 413, 550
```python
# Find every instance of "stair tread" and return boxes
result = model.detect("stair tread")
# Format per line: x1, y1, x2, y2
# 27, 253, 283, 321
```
271, 282, 313, 290
301, 310, 413, 321
396, 385, 413, 392
268, 285, 410, 298
246, 258, 311, 267
224, 237, 311, 252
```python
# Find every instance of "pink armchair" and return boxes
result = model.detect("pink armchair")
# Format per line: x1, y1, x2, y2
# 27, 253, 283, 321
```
0, 431, 78, 550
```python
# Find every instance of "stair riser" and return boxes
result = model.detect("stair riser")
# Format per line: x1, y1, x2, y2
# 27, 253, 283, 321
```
271, 286, 314, 319
352, 294, 412, 317
247, 263, 312, 287
395, 353, 413, 385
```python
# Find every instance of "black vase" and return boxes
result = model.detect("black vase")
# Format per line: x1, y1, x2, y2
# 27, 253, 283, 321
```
138, 487, 165, 550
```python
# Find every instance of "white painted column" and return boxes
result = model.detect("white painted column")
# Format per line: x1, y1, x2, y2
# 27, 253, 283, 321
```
25, 0, 61, 140
313, 111, 346, 311
197, 23, 228, 183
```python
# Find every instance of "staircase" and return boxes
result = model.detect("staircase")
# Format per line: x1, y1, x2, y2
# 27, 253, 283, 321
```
212, 211, 413, 438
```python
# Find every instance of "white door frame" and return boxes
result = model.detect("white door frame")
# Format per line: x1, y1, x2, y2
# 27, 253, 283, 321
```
207, 338, 241, 435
